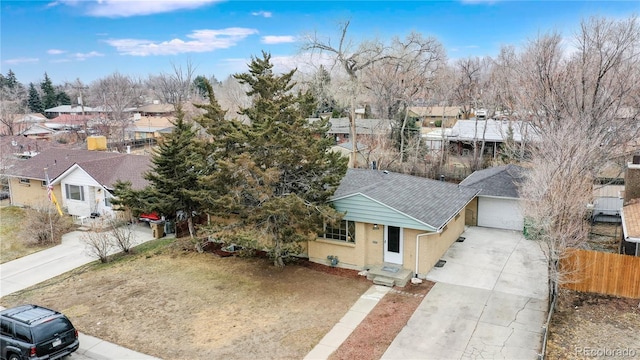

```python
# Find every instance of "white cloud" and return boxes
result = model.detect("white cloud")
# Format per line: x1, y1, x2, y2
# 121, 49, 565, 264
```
105, 28, 258, 56
55, 0, 220, 18
47, 49, 67, 55
4, 57, 39, 65
261, 36, 296, 45
251, 11, 272, 18
50, 59, 72, 63
72, 51, 104, 61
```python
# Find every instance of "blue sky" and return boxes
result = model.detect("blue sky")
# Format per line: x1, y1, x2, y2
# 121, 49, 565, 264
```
1, 0, 638, 86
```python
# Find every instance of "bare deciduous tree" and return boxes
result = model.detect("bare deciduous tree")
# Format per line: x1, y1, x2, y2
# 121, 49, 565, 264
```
81, 228, 113, 263
146, 60, 197, 105
517, 15, 640, 299
303, 20, 393, 167
90, 72, 142, 141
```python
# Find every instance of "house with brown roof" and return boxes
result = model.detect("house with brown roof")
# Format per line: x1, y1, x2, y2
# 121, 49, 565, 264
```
408, 106, 462, 127
6, 148, 150, 218
621, 156, 640, 256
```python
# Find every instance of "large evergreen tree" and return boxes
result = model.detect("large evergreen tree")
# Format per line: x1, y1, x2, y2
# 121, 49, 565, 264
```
27, 83, 44, 114
143, 106, 202, 238
40, 72, 57, 111
206, 51, 348, 267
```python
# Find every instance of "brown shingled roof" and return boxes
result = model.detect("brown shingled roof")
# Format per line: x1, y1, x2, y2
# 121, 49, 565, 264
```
623, 200, 640, 239
7, 148, 151, 190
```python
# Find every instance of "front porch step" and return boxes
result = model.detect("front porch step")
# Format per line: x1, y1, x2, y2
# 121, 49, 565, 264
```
366, 264, 414, 287
373, 276, 395, 287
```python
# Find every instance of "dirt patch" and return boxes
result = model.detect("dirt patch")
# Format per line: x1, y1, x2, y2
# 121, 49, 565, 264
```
330, 281, 434, 360
546, 289, 640, 359
588, 223, 622, 253
0, 240, 372, 359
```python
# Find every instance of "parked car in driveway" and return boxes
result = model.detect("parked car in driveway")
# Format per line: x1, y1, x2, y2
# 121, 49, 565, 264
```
0, 305, 79, 360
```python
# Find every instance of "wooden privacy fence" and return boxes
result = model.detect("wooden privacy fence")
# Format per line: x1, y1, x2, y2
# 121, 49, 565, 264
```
561, 249, 640, 298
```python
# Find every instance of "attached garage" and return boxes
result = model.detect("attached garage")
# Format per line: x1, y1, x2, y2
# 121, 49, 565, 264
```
461, 165, 526, 232
477, 196, 523, 231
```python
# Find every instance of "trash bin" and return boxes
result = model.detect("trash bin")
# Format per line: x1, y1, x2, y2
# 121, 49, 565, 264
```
151, 222, 165, 239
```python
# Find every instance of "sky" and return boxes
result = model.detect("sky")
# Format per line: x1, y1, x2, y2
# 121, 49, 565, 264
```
1, 0, 639, 86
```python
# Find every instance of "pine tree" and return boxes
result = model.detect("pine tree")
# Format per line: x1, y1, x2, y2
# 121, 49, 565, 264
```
56, 90, 71, 106
40, 72, 57, 110
143, 106, 202, 238
27, 83, 44, 114
220, 51, 348, 267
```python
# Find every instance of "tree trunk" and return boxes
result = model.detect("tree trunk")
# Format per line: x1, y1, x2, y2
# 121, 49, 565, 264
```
187, 215, 195, 239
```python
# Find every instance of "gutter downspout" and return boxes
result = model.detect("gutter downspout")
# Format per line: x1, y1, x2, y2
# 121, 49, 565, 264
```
415, 229, 442, 278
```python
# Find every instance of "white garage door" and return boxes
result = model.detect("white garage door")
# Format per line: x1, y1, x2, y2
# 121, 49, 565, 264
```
477, 197, 524, 231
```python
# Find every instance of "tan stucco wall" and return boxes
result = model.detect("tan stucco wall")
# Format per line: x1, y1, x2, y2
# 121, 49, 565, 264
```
465, 197, 478, 226
419, 210, 466, 276
308, 222, 387, 270
9, 178, 63, 209
307, 211, 467, 275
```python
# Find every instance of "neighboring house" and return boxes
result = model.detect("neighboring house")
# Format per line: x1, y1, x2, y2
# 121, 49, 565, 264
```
331, 142, 368, 168
307, 169, 478, 277
127, 115, 175, 141
6, 148, 150, 218
448, 119, 536, 158
421, 127, 452, 153
460, 164, 526, 231
408, 106, 462, 126
621, 156, 640, 256
310, 117, 393, 144
134, 103, 175, 117
45, 105, 100, 117
18, 124, 57, 139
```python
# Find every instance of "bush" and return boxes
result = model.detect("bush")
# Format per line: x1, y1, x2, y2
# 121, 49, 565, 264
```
20, 206, 74, 246
81, 227, 113, 263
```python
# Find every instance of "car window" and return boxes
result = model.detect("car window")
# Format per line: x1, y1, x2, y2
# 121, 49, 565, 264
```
32, 318, 73, 342
14, 323, 32, 343
1, 319, 13, 336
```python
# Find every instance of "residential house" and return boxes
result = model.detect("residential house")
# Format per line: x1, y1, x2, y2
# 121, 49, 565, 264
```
460, 165, 526, 231
311, 117, 393, 144
134, 103, 175, 117
408, 106, 462, 127
621, 156, 640, 256
18, 124, 57, 139
307, 169, 478, 280
45, 105, 99, 118
330, 142, 368, 168
6, 148, 150, 218
448, 119, 536, 158
127, 115, 175, 141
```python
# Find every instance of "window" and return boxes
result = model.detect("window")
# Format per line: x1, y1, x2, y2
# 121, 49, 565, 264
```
14, 323, 32, 343
41, 181, 48, 187
322, 220, 355, 243
104, 196, 111, 207
1, 319, 13, 336
65, 184, 84, 201
19, 178, 30, 185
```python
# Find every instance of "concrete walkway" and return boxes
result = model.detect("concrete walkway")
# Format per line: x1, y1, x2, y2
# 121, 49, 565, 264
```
383, 227, 548, 360
304, 285, 391, 360
0, 225, 163, 360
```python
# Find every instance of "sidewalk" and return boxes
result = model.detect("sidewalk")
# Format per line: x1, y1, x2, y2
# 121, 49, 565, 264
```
0, 225, 164, 360
304, 285, 390, 360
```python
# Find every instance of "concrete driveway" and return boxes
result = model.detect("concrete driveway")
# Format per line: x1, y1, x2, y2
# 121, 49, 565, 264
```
383, 226, 548, 360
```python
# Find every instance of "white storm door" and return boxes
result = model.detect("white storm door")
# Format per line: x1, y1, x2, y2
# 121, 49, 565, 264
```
384, 226, 403, 264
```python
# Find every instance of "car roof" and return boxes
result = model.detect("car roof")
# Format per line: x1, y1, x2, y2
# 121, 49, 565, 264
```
1, 305, 60, 325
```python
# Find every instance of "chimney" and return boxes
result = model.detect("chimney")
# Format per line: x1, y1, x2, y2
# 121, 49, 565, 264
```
624, 155, 640, 203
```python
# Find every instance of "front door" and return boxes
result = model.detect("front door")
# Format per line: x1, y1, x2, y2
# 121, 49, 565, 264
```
384, 226, 403, 264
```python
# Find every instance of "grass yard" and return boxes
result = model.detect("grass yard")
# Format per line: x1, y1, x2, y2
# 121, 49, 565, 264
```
0, 206, 51, 263
0, 238, 372, 359
546, 290, 640, 360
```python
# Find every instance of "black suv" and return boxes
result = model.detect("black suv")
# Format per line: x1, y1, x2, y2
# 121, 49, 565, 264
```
0, 305, 79, 360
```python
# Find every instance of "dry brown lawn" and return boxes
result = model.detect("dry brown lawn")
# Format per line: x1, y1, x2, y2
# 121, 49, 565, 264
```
0, 206, 52, 263
0, 238, 372, 359
546, 290, 640, 359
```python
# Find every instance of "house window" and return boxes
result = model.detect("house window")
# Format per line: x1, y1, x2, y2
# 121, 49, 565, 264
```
41, 180, 48, 187
65, 184, 85, 201
104, 196, 112, 207
322, 220, 355, 243
19, 178, 30, 185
